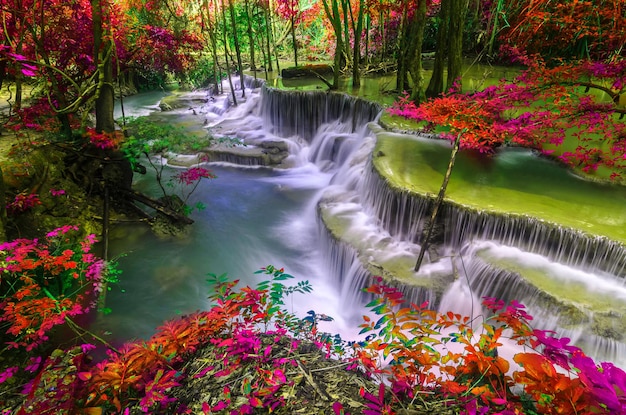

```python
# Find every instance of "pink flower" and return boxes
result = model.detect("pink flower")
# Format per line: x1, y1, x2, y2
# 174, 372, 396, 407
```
50, 188, 66, 196
174, 167, 216, 185
0, 366, 18, 384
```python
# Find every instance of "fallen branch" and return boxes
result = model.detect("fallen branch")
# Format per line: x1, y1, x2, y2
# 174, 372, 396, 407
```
119, 188, 194, 225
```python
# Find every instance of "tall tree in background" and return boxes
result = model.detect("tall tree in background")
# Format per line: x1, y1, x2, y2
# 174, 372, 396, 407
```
219, 0, 238, 104
244, 0, 256, 74
91, 0, 115, 133
201, 0, 223, 94
426, 0, 469, 96
276, 0, 300, 66
395, 0, 428, 101
349, 0, 365, 87
321, 0, 344, 88
228, 0, 246, 98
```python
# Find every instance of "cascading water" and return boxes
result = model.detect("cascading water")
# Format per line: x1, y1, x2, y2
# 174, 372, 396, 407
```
106, 76, 626, 368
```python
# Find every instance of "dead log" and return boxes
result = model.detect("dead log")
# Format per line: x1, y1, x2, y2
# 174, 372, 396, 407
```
281, 64, 334, 79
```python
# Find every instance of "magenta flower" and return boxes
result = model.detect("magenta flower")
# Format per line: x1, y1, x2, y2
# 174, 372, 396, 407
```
174, 167, 216, 185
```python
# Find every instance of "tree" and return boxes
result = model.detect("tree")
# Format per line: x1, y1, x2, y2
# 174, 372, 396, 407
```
276, 0, 300, 66
320, 0, 344, 88
228, 0, 246, 98
91, 0, 115, 134
219, 0, 238, 105
391, 56, 626, 179
395, 0, 428, 101
348, 0, 365, 87
201, 0, 223, 93
426, 0, 470, 96
244, 0, 256, 74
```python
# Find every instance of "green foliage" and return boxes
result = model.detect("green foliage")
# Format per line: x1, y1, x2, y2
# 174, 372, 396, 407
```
120, 116, 197, 166
255, 264, 313, 307
4, 265, 626, 414
0, 226, 115, 352
119, 116, 216, 216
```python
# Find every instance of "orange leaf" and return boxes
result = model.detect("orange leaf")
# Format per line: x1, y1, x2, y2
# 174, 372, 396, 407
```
514, 353, 556, 380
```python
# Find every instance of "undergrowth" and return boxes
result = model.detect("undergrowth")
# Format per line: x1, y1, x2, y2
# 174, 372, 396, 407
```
0, 250, 625, 414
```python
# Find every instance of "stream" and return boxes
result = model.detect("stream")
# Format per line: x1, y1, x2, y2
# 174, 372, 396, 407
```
100, 79, 626, 369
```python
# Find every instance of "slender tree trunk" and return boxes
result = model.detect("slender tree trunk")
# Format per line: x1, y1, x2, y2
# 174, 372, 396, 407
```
263, 4, 273, 72
269, 0, 281, 73
203, 0, 222, 94
244, 0, 256, 76
426, 0, 450, 97
414, 131, 463, 272
220, 0, 238, 105
32, 1, 72, 138
396, 0, 410, 91
351, 0, 365, 88
91, 0, 115, 133
228, 0, 246, 98
321, 0, 343, 89
364, 13, 370, 68
291, 16, 298, 66
487, 0, 503, 56
408, 0, 428, 102
447, 0, 469, 92
341, 0, 351, 68
14, 74, 22, 111
379, 6, 386, 62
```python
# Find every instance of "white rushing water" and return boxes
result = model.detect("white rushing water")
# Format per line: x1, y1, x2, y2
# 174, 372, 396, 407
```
106, 78, 626, 368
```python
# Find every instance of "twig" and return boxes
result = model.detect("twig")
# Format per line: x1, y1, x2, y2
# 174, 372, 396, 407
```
308, 361, 352, 372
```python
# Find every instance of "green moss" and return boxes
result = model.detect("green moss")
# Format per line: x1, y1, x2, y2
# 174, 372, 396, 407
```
372, 130, 626, 244
480, 250, 626, 315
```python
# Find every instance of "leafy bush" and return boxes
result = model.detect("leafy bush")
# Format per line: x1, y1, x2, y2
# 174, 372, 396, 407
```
1, 264, 625, 414
120, 116, 216, 215
0, 225, 117, 352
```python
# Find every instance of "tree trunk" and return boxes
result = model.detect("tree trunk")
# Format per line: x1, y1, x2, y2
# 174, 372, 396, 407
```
351, 0, 364, 88
244, 0, 256, 74
269, 0, 281, 73
203, 0, 222, 94
414, 131, 463, 272
341, 0, 351, 68
220, 0, 238, 105
426, 0, 450, 97
408, 0, 428, 102
228, 0, 246, 98
321, 0, 343, 89
396, 0, 410, 92
364, 13, 370, 68
487, 0, 504, 56
263, 4, 273, 72
91, 0, 115, 134
447, 0, 469, 92
291, 17, 298, 67
32, 2, 73, 139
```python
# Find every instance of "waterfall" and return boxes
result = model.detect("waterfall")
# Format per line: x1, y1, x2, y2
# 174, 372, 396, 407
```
260, 87, 382, 142
361, 157, 626, 279
118, 77, 626, 367
445, 207, 626, 277
448, 240, 626, 366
